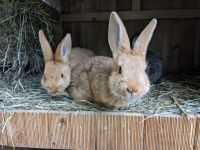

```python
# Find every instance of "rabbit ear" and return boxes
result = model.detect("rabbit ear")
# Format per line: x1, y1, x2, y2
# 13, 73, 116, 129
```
133, 19, 157, 56
39, 30, 53, 62
55, 33, 72, 64
108, 11, 131, 60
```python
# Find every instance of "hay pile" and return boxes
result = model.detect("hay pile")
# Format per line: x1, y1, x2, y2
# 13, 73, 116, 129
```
0, 0, 57, 79
0, 1, 199, 116
0, 72, 199, 115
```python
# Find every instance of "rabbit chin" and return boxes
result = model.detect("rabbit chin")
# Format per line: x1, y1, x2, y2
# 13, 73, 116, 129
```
47, 89, 65, 96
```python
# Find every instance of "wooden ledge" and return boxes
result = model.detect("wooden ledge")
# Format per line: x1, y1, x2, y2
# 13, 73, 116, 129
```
0, 110, 199, 149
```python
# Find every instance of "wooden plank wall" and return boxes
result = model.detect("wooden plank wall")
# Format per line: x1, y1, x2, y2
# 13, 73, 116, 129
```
61, 0, 200, 72
0, 111, 199, 150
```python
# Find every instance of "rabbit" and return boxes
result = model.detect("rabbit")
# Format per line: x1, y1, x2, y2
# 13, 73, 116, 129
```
39, 30, 95, 96
68, 12, 157, 108
131, 33, 163, 84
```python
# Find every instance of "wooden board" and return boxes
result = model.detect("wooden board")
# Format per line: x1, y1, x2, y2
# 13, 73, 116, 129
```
194, 1, 200, 66
100, 0, 116, 11
0, 111, 7, 146
0, 111, 199, 149
132, 0, 141, 10
116, 0, 132, 11
142, 0, 172, 10
193, 115, 200, 150
95, 113, 144, 150
143, 115, 197, 150
136, 0, 197, 10
86, 22, 111, 56
5, 111, 49, 149
61, 0, 71, 14
61, 9, 200, 22
61, 0, 200, 71
48, 112, 96, 150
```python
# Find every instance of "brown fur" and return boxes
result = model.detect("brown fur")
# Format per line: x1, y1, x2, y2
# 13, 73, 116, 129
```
69, 47, 95, 68
68, 12, 157, 108
39, 30, 94, 96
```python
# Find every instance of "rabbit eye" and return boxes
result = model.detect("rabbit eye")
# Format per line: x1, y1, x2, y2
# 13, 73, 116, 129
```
61, 73, 64, 78
118, 67, 122, 74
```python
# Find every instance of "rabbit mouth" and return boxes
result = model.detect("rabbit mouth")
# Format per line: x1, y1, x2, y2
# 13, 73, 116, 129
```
126, 88, 149, 101
127, 92, 141, 100
47, 88, 65, 96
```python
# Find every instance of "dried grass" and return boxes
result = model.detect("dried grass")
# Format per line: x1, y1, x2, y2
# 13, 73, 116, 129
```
0, 0, 57, 79
0, 73, 199, 115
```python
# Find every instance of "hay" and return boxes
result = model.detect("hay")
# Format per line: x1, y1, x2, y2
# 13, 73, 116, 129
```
0, 0, 57, 79
0, 73, 199, 115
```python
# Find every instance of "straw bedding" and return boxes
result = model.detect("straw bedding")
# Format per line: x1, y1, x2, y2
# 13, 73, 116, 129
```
0, 0, 57, 79
0, 1, 199, 116
0, 72, 199, 115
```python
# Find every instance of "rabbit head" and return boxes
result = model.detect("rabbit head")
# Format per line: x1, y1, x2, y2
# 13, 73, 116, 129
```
39, 30, 71, 96
108, 12, 157, 100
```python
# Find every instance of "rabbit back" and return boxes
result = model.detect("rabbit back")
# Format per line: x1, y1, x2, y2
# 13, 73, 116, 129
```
68, 56, 128, 108
69, 47, 95, 69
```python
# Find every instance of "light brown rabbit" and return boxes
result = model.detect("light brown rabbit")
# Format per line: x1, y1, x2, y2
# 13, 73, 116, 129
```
68, 12, 157, 108
39, 30, 94, 96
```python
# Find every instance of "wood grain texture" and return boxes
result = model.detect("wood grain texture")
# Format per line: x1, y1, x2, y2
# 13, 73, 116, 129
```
0, 111, 199, 149
194, 1, 200, 66
116, 0, 132, 11
48, 112, 96, 150
5, 111, 49, 149
193, 115, 200, 150
61, 0, 200, 71
61, 0, 71, 14
86, 22, 111, 56
132, 0, 141, 10
143, 115, 197, 150
0, 111, 7, 146
95, 113, 144, 150
159, 20, 172, 69
84, 0, 101, 12
142, 0, 197, 10
142, 0, 172, 10
71, 23, 87, 48
61, 9, 200, 22
177, 20, 196, 70
100, 0, 116, 11
173, 0, 197, 9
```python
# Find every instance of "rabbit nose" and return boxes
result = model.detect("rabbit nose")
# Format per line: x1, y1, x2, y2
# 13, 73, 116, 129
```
127, 87, 138, 94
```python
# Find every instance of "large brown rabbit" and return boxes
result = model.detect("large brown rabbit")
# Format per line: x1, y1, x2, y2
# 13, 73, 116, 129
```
39, 30, 94, 96
68, 12, 157, 108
